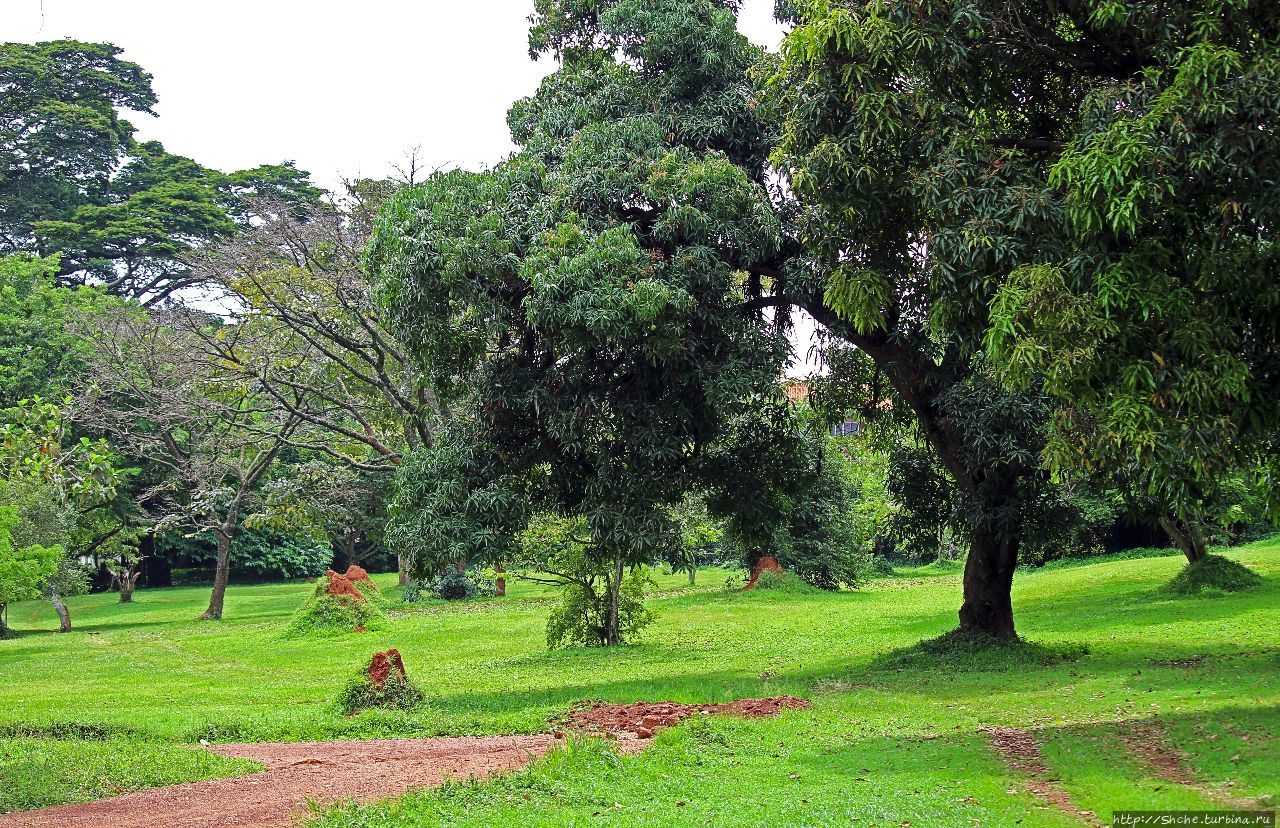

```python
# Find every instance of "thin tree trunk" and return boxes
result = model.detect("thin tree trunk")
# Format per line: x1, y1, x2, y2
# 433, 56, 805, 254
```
344, 529, 359, 569
958, 528, 1019, 639
1158, 515, 1207, 564
603, 555, 624, 646
201, 513, 237, 620
494, 564, 506, 597
687, 567, 696, 586
398, 556, 410, 586
51, 594, 71, 632
0, 602, 7, 637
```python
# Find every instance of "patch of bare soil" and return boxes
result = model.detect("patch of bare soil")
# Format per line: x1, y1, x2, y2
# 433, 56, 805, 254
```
559, 696, 810, 751
983, 727, 1103, 827
0, 735, 556, 828
1119, 721, 1252, 807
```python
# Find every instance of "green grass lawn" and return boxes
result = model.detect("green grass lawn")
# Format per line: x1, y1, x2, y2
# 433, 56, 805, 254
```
1, 541, 1277, 825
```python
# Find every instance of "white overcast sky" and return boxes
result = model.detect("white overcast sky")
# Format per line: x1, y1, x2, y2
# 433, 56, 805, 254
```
2, 0, 786, 187
1, 1, 821, 375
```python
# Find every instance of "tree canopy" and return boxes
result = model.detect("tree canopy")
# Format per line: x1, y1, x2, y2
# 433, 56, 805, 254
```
373, 0, 800, 644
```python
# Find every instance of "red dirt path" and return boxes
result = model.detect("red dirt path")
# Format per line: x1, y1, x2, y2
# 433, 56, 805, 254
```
0, 697, 806, 827
0, 736, 556, 828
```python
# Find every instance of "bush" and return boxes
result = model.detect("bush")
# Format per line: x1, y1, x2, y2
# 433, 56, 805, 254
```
338, 671, 424, 715
774, 453, 872, 590
403, 569, 496, 602
750, 569, 819, 594
1164, 555, 1262, 595
232, 530, 332, 579
399, 579, 430, 603
546, 568, 655, 648
283, 576, 384, 637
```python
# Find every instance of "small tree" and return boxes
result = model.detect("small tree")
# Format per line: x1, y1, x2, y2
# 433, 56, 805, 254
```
667, 496, 724, 586
515, 513, 657, 648
0, 398, 123, 623
44, 558, 90, 632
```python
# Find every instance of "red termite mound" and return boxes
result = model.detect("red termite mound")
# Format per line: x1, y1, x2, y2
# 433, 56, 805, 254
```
344, 564, 377, 592
367, 649, 407, 688
325, 570, 366, 602
743, 555, 784, 590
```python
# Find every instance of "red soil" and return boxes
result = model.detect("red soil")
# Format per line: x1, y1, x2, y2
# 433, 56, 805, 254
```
0, 698, 809, 826
984, 727, 1103, 826
743, 555, 784, 590
0, 736, 557, 828
324, 570, 365, 602
367, 649, 407, 687
344, 564, 374, 587
561, 696, 810, 746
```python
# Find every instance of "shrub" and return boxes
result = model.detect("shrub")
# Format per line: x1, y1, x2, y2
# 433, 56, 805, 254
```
399, 579, 430, 603
750, 568, 819, 594
403, 569, 496, 602
1164, 555, 1262, 595
546, 568, 655, 648
232, 530, 332, 579
774, 455, 872, 590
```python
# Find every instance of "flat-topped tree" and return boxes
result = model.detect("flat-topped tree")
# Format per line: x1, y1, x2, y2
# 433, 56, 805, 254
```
1, 40, 322, 304
373, 0, 799, 645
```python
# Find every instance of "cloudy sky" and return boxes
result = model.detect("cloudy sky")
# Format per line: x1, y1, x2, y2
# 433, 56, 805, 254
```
2, 1, 785, 187
2, 1, 819, 373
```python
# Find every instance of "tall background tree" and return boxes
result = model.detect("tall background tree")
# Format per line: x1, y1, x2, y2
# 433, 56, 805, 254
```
76, 309, 304, 619
1, 40, 320, 304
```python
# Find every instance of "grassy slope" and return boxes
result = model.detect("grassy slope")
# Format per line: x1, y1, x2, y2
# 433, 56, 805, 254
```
0, 544, 1275, 824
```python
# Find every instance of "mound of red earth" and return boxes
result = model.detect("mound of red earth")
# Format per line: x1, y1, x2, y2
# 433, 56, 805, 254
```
325, 570, 366, 602
345, 564, 375, 587
561, 696, 810, 741
743, 555, 784, 590
367, 649, 407, 687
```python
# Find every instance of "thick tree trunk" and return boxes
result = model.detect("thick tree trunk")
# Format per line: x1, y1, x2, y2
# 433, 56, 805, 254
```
201, 522, 235, 621
51, 594, 71, 632
688, 567, 696, 586
118, 577, 135, 603
1158, 515, 1207, 564
958, 528, 1019, 639
494, 564, 506, 597
602, 555, 624, 646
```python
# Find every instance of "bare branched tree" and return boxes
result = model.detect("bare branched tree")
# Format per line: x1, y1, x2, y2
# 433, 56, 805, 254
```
74, 307, 305, 620
186, 194, 446, 472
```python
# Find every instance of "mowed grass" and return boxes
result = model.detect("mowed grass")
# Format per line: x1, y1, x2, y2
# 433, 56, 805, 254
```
0, 542, 1276, 825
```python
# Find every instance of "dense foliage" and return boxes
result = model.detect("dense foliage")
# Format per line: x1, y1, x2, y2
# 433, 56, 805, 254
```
372, 0, 801, 644
984, 1, 1280, 561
